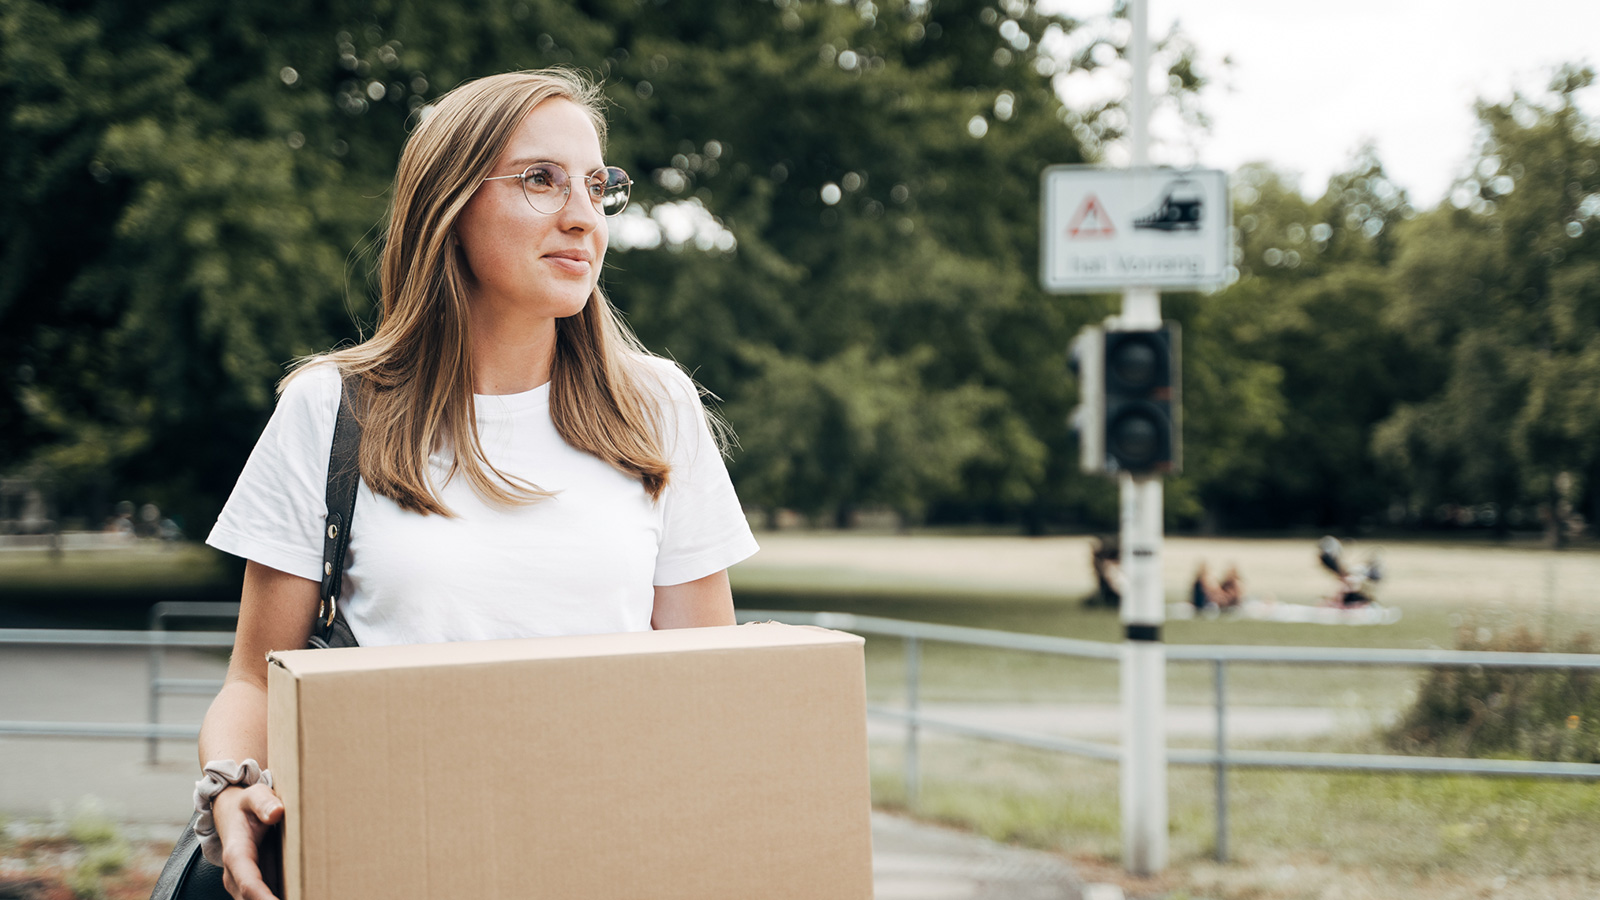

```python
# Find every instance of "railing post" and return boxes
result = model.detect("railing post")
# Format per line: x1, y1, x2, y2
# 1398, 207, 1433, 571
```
905, 635, 921, 810
1214, 658, 1228, 863
147, 603, 164, 764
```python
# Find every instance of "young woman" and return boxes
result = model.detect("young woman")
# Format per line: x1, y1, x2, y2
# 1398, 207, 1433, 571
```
195, 68, 758, 900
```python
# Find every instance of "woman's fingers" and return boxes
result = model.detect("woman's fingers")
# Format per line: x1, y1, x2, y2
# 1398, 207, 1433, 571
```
217, 784, 284, 900
239, 877, 283, 900
221, 841, 280, 900
244, 782, 284, 826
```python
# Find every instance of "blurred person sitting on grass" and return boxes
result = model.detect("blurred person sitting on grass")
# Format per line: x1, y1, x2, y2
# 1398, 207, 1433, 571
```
1190, 562, 1220, 612
1318, 536, 1381, 608
194, 68, 757, 900
1088, 535, 1123, 608
1216, 564, 1244, 610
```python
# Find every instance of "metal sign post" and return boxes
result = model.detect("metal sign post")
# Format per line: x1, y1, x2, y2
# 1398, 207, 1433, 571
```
1042, 0, 1230, 876
1119, 0, 1167, 876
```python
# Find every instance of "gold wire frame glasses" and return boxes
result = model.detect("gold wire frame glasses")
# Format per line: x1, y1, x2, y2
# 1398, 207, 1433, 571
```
482, 163, 632, 216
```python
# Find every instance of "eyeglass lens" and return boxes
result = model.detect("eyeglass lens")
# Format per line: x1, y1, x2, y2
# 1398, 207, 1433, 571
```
520, 163, 631, 216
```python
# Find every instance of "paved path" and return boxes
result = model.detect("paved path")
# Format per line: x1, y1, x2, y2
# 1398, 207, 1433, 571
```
2, 646, 1191, 898
871, 813, 1085, 899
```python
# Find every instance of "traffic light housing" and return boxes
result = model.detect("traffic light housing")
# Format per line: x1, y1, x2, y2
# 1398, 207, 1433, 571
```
1071, 322, 1181, 476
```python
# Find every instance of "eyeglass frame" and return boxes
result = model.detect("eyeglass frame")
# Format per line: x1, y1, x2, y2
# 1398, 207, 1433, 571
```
481, 162, 633, 217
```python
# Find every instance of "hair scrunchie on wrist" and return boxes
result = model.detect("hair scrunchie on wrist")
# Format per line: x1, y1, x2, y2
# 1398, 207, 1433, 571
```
193, 758, 273, 866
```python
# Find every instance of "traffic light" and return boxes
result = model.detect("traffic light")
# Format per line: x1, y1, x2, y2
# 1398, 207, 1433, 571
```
1071, 322, 1181, 476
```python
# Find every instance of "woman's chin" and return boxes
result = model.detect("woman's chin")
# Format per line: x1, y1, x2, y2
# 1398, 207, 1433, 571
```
553, 293, 592, 319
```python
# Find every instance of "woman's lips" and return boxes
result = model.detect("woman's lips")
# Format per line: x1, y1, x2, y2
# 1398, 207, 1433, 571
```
542, 253, 592, 276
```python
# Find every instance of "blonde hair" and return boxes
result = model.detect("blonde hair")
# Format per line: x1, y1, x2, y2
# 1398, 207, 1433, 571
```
291, 68, 672, 516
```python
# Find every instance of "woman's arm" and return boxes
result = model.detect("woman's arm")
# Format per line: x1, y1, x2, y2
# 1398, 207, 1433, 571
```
198, 560, 321, 900
200, 560, 321, 763
651, 569, 735, 629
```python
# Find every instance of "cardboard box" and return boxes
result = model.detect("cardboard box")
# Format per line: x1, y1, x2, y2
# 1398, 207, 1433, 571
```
266, 623, 872, 900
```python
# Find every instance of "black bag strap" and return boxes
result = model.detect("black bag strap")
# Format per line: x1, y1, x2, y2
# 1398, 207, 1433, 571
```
313, 371, 364, 642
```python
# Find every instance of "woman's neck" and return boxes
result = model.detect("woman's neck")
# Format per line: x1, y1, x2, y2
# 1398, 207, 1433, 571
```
467, 307, 559, 396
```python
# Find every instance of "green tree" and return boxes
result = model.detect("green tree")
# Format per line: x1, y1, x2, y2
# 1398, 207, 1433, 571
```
1374, 67, 1600, 542
1, 0, 390, 524
1184, 156, 1420, 530
600, 0, 1100, 527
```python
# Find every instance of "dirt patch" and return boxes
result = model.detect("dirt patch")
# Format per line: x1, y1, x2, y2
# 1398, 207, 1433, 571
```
0, 837, 170, 900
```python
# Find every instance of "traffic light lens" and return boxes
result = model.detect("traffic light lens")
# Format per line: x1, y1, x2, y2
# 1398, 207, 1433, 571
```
1109, 340, 1160, 389
1109, 409, 1161, 467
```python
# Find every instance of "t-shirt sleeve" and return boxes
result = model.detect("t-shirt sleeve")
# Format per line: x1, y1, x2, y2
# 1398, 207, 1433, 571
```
649, 362, 760, 586
205, 364, 341, 582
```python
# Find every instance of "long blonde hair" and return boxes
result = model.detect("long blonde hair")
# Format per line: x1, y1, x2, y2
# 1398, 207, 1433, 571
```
292, 68, 672, 516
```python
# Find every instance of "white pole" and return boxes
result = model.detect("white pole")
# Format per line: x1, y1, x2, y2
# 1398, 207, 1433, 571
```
1119, 0, 1168, 877
1119, 475, 1167, 875
1127, 0, 1151, 169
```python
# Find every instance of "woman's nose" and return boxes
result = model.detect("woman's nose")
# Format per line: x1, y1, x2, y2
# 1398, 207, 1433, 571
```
558, 186, 603, 232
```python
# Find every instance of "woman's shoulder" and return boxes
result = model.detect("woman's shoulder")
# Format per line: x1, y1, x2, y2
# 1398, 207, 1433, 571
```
627, 354, 727, 462
275, 359, 345, 424
630, 353, 702, 408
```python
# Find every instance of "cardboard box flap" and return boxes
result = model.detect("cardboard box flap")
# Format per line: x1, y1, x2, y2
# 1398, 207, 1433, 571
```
267, 621, 863, 678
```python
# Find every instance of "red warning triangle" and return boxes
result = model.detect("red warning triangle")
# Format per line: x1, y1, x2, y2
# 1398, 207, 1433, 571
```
1067, 194, 1116, 238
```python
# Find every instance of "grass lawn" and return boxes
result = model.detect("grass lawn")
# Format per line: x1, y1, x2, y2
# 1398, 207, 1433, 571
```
0, 544, 241, 629
868, 736, 1600, 900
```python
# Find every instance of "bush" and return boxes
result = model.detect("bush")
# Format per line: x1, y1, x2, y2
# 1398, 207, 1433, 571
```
1390, 626, 1600, 763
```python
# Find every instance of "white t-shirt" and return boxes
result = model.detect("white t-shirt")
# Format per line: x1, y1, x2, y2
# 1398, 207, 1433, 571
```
206, 358, 759, 646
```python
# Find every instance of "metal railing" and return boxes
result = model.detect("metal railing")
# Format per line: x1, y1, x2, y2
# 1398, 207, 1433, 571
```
6, 609, 1599, 863
147, 601, 239, 761
736, 610, 1600, 863
1, 611, 235, 748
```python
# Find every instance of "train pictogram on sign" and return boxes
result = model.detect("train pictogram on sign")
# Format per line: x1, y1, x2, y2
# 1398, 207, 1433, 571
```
1133, 178, 1203, 232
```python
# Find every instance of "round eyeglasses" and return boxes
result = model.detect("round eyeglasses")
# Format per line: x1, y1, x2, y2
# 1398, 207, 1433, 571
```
482, 163, 632, 217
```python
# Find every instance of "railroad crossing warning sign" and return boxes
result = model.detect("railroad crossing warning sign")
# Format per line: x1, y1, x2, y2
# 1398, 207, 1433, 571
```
1040, 166, 1230, 292
1067, 194, 1116, 238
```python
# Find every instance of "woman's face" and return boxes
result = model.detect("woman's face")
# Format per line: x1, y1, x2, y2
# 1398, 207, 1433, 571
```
454, 98, 608, 323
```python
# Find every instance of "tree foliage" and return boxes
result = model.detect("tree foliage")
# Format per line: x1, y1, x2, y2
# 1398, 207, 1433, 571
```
1, 0, 1115, 528
1374, 68, 1600, 538
4, 0, 1600, 538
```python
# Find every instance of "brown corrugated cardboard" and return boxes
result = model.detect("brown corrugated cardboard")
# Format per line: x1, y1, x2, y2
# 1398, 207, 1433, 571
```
265, 622, 872, 900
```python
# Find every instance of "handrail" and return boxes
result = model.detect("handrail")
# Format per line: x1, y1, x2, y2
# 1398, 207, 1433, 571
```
735, 609, 1600, 864
743, 609, 1600, 669
749, 610, 1125, 659
1, 628, 236, 648
147, 602, 240, 763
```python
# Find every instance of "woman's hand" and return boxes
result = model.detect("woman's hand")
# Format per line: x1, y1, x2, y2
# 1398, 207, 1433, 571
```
213, 783, 284, 900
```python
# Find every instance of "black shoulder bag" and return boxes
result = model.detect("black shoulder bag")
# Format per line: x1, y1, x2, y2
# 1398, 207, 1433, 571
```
150, 372, 365, 900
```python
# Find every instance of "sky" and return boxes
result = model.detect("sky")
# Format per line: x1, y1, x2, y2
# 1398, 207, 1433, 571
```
1044, 0, 1600, 208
